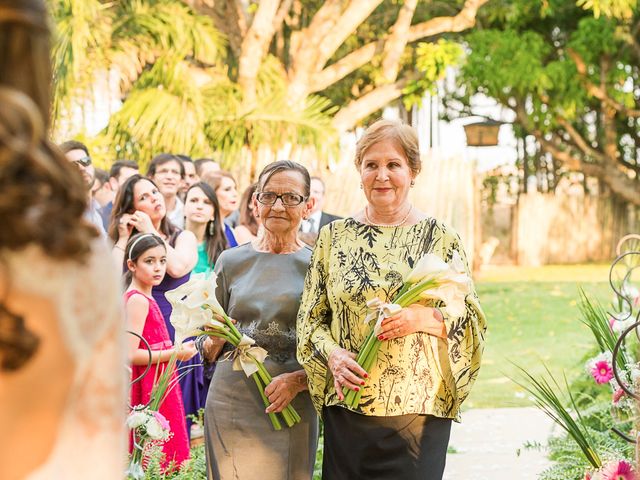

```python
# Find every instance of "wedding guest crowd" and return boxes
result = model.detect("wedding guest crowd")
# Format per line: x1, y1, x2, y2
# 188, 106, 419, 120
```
234, 182, 260, 244
91, 168, 111, 213
184, 182, 228, 275
61, 140, 106, 235
124, 233, 196, 469
147, 154, 186, 229
32, 117, 484, 480
178, 155, 199, 196
300, 176, 341, 235
100, 159, 139, 227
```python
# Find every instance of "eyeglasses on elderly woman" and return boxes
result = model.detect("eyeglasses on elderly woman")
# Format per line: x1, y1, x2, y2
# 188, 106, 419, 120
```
255, 192, 307, 206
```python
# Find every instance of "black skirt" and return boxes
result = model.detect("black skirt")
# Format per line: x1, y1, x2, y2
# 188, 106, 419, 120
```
322, 406, 452, 480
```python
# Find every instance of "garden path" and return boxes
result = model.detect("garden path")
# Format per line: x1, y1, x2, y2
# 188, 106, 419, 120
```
444, 407, 555, 479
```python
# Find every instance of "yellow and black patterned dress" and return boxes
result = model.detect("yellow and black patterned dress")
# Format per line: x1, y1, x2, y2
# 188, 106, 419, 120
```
297, 217, 486, 421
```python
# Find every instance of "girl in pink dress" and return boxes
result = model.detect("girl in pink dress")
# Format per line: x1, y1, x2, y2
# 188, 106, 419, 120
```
124, 233, 197, 470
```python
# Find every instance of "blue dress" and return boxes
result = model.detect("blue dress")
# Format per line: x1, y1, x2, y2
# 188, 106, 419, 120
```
224, 224, 238, 248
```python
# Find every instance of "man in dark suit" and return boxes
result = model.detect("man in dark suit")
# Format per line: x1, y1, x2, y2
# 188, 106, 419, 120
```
300, 176, 341, 244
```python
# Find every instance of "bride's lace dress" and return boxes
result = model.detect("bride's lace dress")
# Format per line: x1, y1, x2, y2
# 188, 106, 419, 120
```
5, 240, 127, 479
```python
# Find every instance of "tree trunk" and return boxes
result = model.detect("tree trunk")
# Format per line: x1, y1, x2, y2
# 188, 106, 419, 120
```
538, 136, 640, 206
184, 0, 246, 58
237, 0, 280, 107
380, 0, 418, 83
515, 101, 640, 206
288, 0, 486, 113
521, 136, 529, 194
331, 75, 416, 131
287, 0, 354, 103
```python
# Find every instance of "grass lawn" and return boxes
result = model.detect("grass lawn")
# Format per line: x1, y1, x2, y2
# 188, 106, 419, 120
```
465, 264, 614, 409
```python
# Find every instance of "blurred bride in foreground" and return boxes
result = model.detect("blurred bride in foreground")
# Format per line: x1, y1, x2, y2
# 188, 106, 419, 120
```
0, 1, 126, 478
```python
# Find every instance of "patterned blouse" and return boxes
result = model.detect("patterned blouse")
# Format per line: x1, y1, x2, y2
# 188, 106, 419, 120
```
296, 217, 486, 420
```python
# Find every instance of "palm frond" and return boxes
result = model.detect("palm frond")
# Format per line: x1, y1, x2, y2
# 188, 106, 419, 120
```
511, 362, 602, 469
105, 58, 211, 164
578, 288, 629, 370
201, 54, 337, 161
205, 91, 337, 158
49, 0, 112, 125
111, 0, 226, 93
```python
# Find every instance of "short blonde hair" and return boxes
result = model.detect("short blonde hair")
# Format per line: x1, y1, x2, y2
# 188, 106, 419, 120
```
202, 170, 236, 192
354, 119, 421, 176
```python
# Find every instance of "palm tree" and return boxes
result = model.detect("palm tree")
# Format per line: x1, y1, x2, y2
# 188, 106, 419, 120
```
49, 0, 336, 171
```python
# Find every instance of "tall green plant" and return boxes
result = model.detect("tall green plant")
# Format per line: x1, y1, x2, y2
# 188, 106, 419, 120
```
512, 364, 603, 469
578, 289, 619, 353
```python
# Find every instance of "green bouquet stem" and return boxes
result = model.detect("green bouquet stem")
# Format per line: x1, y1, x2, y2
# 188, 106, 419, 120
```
126, 439, 144, 479
342, 278, 439, 408
201, 309, 301, 430
252, 373, 282, 430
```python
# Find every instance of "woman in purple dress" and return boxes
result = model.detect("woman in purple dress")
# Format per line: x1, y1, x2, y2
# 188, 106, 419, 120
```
109, 174, 203, 438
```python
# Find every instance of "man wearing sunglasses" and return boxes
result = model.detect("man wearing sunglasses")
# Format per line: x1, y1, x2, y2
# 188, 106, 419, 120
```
60, 140, 106, 236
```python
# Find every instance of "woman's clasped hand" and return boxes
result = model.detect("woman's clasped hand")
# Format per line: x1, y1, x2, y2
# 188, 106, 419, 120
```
264, 371, 308, 413
328, 348, 368, 400
377, 304, 446, 341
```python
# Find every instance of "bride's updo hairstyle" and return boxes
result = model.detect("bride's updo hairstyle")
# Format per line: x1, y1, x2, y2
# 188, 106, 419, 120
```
0, 0, 96, 259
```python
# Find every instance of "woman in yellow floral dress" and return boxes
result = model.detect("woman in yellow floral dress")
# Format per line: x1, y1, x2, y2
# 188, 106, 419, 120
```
297, 119, 486, 480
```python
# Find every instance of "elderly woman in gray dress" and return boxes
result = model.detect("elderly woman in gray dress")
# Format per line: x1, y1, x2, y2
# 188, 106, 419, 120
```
197, 160, 318, 480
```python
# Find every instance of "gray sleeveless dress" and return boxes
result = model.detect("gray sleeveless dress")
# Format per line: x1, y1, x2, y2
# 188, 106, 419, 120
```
203, 243, 318, 480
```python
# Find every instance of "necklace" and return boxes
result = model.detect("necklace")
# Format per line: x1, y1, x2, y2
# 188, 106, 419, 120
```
364, 205, 413, 228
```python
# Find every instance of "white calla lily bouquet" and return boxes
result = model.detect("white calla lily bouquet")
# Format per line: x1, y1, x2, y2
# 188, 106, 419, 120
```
344, 252, 472, 407
167, 273, 301, 430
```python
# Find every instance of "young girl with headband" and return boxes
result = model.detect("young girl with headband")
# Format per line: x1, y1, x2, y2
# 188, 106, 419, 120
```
124, 233, 196, 469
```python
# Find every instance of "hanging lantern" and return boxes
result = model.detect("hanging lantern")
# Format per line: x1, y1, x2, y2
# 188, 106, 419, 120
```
463, 120, 502, 147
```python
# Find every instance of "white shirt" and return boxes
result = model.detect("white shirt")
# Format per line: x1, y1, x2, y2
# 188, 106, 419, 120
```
167, 197, 185, 229
85, 199, 106, 236
301, 210, 322, 233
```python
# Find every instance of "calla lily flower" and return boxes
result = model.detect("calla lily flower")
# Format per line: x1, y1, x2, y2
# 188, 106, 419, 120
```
171, 303, 225, 347
405, 253, 449, 284
419, 282, 469, 318
166, 272, 225, 315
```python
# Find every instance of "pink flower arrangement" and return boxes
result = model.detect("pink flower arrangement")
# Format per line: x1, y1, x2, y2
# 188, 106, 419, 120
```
600, 460, 636, 480
612, 388, 625, 404
152, 411, 170, 431
126, 406, 172, 478
591, 360, 614, 384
